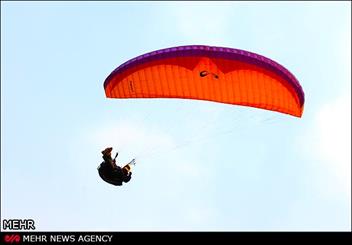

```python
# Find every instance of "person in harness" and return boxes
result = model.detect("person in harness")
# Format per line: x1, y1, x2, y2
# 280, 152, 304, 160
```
98, 147, 136, 186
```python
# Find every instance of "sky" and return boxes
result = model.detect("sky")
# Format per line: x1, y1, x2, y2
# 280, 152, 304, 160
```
1, 1, 351, 231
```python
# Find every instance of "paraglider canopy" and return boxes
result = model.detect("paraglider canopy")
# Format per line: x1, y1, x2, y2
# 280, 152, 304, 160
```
104, 45, 305, 117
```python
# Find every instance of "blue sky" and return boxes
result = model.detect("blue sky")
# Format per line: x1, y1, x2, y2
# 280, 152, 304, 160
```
1, 1, 351, 231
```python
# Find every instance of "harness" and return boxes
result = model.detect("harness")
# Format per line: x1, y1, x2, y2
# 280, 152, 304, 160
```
97, 163, 123, 186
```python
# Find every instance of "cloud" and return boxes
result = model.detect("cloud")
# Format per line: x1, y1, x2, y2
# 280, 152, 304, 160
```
185, 205, 218, 229
161, 2, 234, 45
306, 92, 351, 199
315, 94, 351, 189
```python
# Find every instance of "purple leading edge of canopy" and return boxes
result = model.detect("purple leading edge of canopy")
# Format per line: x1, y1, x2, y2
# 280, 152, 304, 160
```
104, 45, 305, 107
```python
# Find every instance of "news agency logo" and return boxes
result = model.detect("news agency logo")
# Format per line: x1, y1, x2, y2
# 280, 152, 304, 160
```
2, 219, 36, 230
4, 234, 21, 244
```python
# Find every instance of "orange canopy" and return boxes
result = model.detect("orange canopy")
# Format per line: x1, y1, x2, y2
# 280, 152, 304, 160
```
104, 45, 305, 117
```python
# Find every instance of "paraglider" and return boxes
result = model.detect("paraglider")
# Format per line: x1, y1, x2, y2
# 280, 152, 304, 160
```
99, 45, 305, 186
97, 147, 136, 186
104, 45, 305, 117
